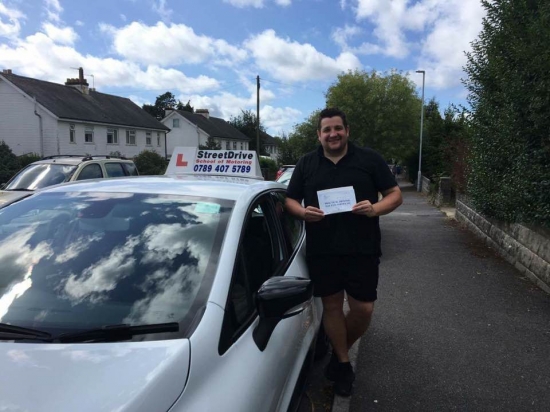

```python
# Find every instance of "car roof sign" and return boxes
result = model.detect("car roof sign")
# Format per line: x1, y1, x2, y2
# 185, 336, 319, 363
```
166, 147, 264, 180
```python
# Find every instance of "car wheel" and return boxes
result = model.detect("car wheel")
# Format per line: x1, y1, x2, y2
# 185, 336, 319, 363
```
314, 322, 330, 361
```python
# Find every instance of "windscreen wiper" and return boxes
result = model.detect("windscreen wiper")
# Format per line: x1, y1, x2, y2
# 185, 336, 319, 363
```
0, 323, 53, 341
55, 322, 179, 343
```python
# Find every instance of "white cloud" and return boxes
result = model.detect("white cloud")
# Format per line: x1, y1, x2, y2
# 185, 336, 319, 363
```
223, 0, 265, 8
223, 0, 291, 7
152, 0, 173, 21
332, 25, 362, 50
245, 29, 362, 82
0, 3, 25, 39
44, 0, 63, 23
260, 105, 301, 133
0, 32, 220, 94
350, 0, 485, 88
42, 22, 78, 45
102, 21, 248, 67
75, 20, 84, 27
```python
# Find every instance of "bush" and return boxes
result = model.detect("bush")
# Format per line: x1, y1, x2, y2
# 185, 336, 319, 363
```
18, 153, 42, 169
259, 157, 278, 180
0, 141, 20, 184
133, 150, 168, 175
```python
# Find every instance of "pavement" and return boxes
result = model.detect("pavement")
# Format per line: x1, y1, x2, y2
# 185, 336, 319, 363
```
300, 177, 550, 412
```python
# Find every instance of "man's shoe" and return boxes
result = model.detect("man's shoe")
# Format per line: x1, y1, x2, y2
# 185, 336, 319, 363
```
333, 362, 355, 397
324, 352, 339, 381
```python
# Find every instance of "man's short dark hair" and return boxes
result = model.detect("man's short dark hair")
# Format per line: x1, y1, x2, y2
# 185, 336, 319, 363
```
318, 107, 348, 130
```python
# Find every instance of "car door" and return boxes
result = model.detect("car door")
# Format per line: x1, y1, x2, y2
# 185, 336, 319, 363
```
74, 163, 104, 180
216, 192, 314, 411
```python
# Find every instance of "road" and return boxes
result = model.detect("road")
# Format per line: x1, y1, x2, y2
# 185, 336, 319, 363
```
301, 180, 550, 412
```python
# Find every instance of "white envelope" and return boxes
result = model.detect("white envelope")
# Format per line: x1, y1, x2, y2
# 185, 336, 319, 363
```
317, 186, 357, 215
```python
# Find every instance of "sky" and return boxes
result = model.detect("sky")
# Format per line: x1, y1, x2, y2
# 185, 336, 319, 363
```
0, 0, 486, 136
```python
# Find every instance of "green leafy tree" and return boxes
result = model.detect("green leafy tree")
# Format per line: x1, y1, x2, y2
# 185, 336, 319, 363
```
199, 136, 222, 150
134, 150, 167, 175
229, 110, 267, 154
463, 0, 550, 227
325, 69, 420, 161
0, 141, 20, 184
143, 92, 194, 119
277, 110, 321, 164
177, 100, 194, 113
17, 153, 42, 169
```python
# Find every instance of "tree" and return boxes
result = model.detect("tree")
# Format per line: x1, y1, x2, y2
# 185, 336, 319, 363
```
133, 150, 167, 175
142, 92, 193, 119
463, 0, 550, 227
177, 100, 194, 113
325, 69, 421, 161
277, 110, 321, 164
199, 136, 221, 150
0, 141, 20, 184
229, 110, 267, 154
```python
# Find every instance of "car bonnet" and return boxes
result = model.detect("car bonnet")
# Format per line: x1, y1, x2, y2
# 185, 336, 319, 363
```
0, 339, 190, 412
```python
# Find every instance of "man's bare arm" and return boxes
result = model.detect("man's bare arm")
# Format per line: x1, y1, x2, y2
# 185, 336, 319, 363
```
373, 186, 402, 216
285, 197, 324, 222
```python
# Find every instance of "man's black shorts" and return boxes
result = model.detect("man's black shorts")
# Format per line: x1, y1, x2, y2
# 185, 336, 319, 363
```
306, 255, 380, 302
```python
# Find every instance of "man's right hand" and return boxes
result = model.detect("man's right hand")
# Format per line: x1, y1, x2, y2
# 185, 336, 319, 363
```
302, 206, 325, 222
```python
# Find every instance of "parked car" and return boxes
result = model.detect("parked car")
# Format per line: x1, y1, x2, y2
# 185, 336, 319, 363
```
276, 166, 295, 186
0, 155, 139, 192
275, 164, 295, 180
0, 149, 327, 412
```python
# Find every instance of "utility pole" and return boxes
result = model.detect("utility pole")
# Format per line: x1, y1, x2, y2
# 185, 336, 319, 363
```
256, 75, 260, 156
416, 70, 425, 192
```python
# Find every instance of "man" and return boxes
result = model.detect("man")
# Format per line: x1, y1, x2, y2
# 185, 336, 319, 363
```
285, 108, 402, 396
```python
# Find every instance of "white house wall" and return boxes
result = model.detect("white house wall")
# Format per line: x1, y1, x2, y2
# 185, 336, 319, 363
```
57, 122, 166, 158
0, 78, 56, 156
165, 116, 208, 154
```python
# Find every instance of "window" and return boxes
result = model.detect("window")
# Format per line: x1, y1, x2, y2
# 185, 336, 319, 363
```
233, 141, 237, 149
84, 126, 94, 143
157, 132, 161, 146
76, 164, 103, 180
240, 142, 243, 150
219, 196, 285, 352
69, 124, 75, 143
272, 192, 304, 253
173, 118, 180, 128
107, 129, 118, 144
146, 131, 152, 146
104, 163, 126, 177
126, 130, 136, 145
226, 141, 230, 149
122, 162, 139, 176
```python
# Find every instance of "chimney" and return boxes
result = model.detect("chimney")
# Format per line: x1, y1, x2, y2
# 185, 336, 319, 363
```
65, 66, 89, 94
2, 69, 13, 75
196, 109, 210, 119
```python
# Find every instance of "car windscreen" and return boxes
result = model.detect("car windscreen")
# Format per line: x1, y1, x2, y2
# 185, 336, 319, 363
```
276, 168, 295, 185
0, 191, 233, 341
5, 164, 78, 190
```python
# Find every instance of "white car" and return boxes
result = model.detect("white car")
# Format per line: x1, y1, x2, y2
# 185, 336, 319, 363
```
0, 148, 326, 412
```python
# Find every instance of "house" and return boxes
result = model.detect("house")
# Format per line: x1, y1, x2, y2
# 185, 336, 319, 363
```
262, 133, 280, 161
162, 109, 250, 156
0, 68, 170, 158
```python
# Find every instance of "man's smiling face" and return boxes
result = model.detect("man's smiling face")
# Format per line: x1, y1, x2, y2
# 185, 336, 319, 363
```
318, 116, 349, 156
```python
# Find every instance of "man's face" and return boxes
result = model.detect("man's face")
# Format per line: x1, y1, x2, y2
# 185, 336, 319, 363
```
317, 116, 349, 155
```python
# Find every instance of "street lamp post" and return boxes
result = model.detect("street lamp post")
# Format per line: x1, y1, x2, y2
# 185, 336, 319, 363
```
416, 70, 425, 192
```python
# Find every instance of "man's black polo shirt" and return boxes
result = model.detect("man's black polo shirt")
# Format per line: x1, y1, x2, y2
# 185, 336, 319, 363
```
286, 142, 397, 257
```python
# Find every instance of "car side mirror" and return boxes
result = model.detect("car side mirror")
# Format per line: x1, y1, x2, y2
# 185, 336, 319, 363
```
252, 276, 312, 351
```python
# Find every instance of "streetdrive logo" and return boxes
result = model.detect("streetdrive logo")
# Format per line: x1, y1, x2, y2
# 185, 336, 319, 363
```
166, 147, 263, 179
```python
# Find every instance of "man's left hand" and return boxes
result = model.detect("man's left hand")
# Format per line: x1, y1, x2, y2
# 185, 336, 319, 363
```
352, 200, 377, 217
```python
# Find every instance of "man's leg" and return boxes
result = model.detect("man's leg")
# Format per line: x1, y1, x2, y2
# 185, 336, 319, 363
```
345, 296, 374, 349
321, 290, 348, 362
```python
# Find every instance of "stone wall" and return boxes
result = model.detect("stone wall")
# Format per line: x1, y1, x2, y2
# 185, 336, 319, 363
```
456, 199, 550, 294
